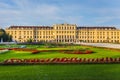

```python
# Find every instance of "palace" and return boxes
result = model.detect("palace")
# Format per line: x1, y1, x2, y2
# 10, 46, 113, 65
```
5, 23, 120, 43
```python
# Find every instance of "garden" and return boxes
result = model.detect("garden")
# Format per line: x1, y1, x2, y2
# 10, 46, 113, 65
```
0, 44, 120, 64
1, 44, 120, 80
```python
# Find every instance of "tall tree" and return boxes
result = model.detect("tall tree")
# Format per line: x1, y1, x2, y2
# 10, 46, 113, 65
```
0, 29, 12, 42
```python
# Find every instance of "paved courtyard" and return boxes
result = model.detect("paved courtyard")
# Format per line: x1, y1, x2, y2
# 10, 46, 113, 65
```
75, 42, 120, 49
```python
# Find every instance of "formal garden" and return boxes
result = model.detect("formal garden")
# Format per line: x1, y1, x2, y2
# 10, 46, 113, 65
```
1, 43, 120, 80
1, 43, 120, 64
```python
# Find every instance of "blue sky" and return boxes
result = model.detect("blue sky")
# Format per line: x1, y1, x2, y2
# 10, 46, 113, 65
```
0, 0, 120, 28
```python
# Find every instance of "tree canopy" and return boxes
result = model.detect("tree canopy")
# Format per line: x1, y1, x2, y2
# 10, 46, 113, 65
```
0, 29, 12, 42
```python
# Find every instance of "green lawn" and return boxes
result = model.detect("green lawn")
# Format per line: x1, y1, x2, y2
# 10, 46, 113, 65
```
1, 44, 120, 80
0, 45, 120, 62
0, 64, 120, 80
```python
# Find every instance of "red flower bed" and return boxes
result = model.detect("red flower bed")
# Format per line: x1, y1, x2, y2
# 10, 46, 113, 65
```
4, 57, 120, 64
73, 51, 84, 54
32, 50, 40, 54
85, 50, 93, 54
9, 48, 40, 54
62, 50, 93, 54
0, 48, 6, 50
3, 48, 93, 55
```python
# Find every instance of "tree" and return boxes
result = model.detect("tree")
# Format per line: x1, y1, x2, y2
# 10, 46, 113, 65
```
27, 38, 33, 43
0, 29, 12, 42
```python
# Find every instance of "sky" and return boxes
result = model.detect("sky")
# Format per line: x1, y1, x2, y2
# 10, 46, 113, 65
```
0, 0, 120, 28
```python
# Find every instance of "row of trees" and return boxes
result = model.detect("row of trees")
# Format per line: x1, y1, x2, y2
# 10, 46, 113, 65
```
0, 29, 12, 42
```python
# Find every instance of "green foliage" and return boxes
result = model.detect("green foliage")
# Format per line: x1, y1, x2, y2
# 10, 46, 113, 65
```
27, 38, 33, 43
0, 29, 12, 42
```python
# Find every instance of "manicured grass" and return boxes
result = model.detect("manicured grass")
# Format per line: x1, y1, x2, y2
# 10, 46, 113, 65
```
0, 64, 120, 80
1, 44, 120, 80
0, 45, 120, 62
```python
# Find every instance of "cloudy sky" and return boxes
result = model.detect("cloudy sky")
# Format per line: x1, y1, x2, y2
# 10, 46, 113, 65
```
0, 0, 120, 28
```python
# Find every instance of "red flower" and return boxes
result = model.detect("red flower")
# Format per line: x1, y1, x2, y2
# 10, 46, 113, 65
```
85, 50, 93, 54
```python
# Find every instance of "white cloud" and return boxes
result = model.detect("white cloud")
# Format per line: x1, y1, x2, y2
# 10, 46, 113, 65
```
0, 0, 84, 28
0, 0, 61, 27
1, 0, 120, 28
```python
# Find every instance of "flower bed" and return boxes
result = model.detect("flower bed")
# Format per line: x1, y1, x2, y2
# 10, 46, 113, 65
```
61, 50, 93, 54
1, 48, 94, 54
0, 48, 7, 50
32, 50, 40, 54
8, 48, 40, 54
3, 57, 120, 64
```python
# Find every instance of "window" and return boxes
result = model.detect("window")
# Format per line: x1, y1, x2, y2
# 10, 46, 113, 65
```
15, 31, 16, 34
59, 27, 61, 29
117, 32, 119, 35
43, 31, 45, 35
27, 31, 29, 35
59, 35, 61, 38
57, 35, 58, 38
19, 36, 21, 39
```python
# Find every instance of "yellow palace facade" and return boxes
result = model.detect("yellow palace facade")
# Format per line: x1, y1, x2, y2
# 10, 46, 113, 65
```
5, 23, 120, 43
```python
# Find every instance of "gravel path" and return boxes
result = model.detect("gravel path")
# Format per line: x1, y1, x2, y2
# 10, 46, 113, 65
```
75, 43, 120, 49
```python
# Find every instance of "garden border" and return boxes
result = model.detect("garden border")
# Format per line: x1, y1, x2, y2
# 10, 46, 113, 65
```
1, 57, 120, 65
